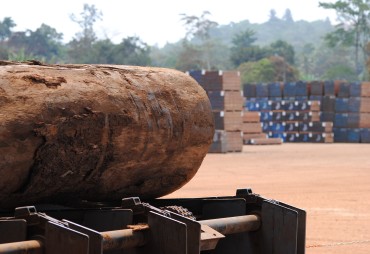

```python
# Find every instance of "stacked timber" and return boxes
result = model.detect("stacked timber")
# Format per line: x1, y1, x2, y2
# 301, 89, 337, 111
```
242, 111, 264, 143
242, 111, 282, 145
189, 70, 244, 152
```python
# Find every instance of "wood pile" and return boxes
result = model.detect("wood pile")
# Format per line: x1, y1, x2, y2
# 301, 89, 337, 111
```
189, 70, 244, 152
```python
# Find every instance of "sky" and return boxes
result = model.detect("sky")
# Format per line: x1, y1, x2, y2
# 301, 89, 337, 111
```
0, 0, 337, 47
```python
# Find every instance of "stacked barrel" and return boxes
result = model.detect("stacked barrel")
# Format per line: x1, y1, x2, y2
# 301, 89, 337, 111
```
329, 81, 370, 142
243, 81, 334, 143
189, 70, 244, 152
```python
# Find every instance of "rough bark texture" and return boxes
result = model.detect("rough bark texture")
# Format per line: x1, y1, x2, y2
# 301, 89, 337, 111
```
0, 61, 214, 208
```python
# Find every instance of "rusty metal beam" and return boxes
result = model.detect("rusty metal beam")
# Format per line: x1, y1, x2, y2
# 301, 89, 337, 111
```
199, 215, 261, 235
0, 240, 43, 254
101, 229, 147, 251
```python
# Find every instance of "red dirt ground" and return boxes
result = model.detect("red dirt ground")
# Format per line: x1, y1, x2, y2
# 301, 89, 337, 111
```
166, 143, 370, 254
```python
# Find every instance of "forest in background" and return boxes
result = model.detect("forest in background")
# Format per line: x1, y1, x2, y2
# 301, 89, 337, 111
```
1, 1, 370, 83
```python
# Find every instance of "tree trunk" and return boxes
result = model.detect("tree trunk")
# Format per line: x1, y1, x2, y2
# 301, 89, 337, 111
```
0, 61, 214, 208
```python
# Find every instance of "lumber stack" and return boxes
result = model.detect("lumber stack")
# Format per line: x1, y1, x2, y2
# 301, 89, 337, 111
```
189, 70, 244, 152
242, 111, 283, 145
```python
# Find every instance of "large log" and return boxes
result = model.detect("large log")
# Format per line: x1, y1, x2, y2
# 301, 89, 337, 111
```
0, 61, 214, 208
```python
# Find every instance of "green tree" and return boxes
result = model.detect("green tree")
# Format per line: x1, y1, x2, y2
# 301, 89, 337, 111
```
269, 55, 299, 82
283, 9, 294, 23
68, 4, 102, 63
323, 64, 358, 80
238, 58, 275, 83
268, 39, 295, 64
111, 36, 151, 66
150, 43, 181, 68
230, 29, 265, 67
299, 43, 316, 80
180, 11, 218, 69
0, 17, 16, 41
5, 24, 64, 62
319, 0, 370, 78
27, 24, 64, 62
89, 39, 115, 64
312, 43, 356, 79
268, 9, 280, 23
175, 41, 203, 71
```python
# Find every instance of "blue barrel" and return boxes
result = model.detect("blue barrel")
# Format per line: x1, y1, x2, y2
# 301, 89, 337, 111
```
338, 82, 350, 98
257, 98, 271, 111
269, 112, 285, 121
296, 96, 308, 101
285, 112, 296, 121
309, 95, 322, 101
349, 82, 361, 97
256, 83, 269, 98
348, 113, 360, 128
284, 133, 298, 142
321, 96, 335, 112
333, 128, 348, 142
348, 97, 360, 112
360, 129, 370, 143
335, 98, 349, 112
188, 70, 203, 84
267, 122, 285, 132
347, 129, 361, 143
334, 113, 348, 128
320, 112, 335, 122
310, 81, 323, 95
260, 112, 272, 122
295, 81, 308, 96
286, 122, 299, 132
283, 82, 296, 98
294, 101, 310, 111
245, 99, 260, 111
269, 96, 283, 101
262, 122, 270, 132
243, 83, 257, 99
283, 100, 295, 111
311, 133, 325, 143
299, 122, 311, 132
298, 133, 310, 142
324, 80, 335, 96
269, 101, 284, 111
268, 82, 282, 98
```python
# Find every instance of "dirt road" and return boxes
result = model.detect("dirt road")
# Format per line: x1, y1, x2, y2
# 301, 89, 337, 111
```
167, 144, 370, 254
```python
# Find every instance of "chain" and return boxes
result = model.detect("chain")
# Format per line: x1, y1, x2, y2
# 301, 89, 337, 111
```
307, 240, 370, 248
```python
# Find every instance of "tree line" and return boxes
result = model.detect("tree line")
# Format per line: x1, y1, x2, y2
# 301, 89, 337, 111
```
1, 1, 370, 83
0, 4, 151, 66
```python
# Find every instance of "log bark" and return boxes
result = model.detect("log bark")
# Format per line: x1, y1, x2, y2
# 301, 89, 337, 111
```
0, 61, 214, 208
